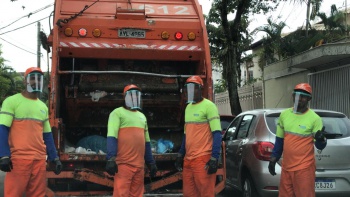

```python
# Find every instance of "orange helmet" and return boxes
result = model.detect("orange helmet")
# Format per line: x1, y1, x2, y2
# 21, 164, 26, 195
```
25, 67, 43, 77
185, 76, 203, 86
123, 84, 141, 94
294, 83, 312, 94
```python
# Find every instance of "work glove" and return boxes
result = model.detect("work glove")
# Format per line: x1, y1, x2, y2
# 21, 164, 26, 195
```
268, 157, 277, 176
315, 126, 326, 142
174, 155, 184, 172
147, 163, 158, 178
205, 157, 218, 174
0, 156, 13, 172
105, 157, 117, 176
53, 158, 62, 175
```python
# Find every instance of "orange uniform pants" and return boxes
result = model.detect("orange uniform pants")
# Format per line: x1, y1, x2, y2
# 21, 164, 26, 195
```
4, 159, 47, 197
279, 166, 316, 197
113, 164, 144, 197
183, 154, 216, 197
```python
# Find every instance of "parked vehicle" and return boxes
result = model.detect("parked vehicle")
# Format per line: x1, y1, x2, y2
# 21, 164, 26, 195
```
223, 108, 350, 197
45, 0, 226, 196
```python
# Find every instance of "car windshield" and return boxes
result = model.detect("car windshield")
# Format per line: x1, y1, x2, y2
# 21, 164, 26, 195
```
265, 111, 350, 139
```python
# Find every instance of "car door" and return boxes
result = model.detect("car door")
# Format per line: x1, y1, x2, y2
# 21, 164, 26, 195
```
225, 116, 241, 184
230, 114, 254, 185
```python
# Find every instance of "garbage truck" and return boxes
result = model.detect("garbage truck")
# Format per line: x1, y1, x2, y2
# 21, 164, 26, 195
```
45, 0, 227, 196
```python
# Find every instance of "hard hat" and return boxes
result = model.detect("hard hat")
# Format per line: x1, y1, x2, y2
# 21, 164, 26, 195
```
123, 84, 141, 94
25, 67, 43, 77
185, 76, 203, 86
294, 83, 312, 94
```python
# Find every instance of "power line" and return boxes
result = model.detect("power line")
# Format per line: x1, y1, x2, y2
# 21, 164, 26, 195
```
1, 33, 36, 52
0, 37, 36, 55
0, 4, 53, 30
0, 16, 49, 35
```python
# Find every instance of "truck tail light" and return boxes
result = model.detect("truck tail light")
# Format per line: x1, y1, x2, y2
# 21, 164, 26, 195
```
174, 32, 183, 40
161, 31, 170, 40
187, 32, 196, 40
252, 141, 274, 161
64, 28, 73, 37
78, 28, 87, 37
92, 28, 101, 37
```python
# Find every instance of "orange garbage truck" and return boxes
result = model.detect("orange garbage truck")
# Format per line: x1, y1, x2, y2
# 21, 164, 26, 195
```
45, 0, 226, 196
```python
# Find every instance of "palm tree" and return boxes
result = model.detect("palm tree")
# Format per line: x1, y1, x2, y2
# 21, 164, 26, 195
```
253, 17, 288, 62
317, 4, 347, 42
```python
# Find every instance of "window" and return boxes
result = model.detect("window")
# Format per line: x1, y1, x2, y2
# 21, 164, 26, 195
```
237, 115, 254, 139
226, 117, 240, 140
266, 111, 350, 139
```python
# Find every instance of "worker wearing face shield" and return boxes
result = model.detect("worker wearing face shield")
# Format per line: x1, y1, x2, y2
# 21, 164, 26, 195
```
268, 83, 327, 197
0, 67, 62, 197
106, 84, 157, 197
174, 76, 222, 197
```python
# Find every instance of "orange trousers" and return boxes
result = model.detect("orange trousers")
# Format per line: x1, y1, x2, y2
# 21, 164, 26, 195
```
279, 166, 316, 197
183, 154, 216, 197
113, 164, 144, 197
4, 159, 47, 197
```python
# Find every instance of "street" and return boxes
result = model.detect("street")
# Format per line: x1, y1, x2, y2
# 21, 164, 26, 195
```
0, 170, 241, 197
217, 186, 242, 197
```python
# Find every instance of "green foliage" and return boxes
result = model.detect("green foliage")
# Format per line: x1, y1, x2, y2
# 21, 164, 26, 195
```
254, 3, 347, 66
207, 0, 277, 115
214, 79, 227, 93
316, 4, 348, 42
0, 44, 25, 106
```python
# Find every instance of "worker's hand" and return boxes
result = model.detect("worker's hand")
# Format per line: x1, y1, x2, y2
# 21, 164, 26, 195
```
174, 155, 184, 172
0, 156, 13, 172
315, 126, 326, 142
53, 158, 62, 175
106, 157, 117, 176
268, 157, 277, 176
147, 163, 158, 178
205, 157, 218, 174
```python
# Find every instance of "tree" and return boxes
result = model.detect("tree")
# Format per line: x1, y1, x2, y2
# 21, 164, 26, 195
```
253, 17, 287, 62
0, 44, 25, 106
207, 0, 275, 115
317, 4, 348, 42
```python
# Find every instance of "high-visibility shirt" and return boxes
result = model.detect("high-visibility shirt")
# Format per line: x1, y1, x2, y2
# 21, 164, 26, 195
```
276, 108, 322, 171
0, 93, 51, 160
107, 107, 150, 168
184, 98, 221, 160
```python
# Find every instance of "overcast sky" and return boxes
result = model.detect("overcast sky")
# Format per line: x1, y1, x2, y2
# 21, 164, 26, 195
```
0, 0, 347, 72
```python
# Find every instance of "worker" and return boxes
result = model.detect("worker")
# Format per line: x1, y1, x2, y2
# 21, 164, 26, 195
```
174, 76, 222, 197
0, 67, 62, 197
268, 83, 327, 197
106, 84, 157, 197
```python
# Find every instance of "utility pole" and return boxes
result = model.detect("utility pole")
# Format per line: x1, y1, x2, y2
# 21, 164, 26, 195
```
306, 0, 311, 37
346, 0, 348, 36
37, 22, 41, 68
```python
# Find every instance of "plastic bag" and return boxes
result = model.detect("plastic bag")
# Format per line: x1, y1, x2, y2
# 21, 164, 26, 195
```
156, 138, 174, 154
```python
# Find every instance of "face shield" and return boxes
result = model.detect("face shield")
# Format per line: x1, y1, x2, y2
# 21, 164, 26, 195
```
124, 90, 142, 110
185, 83, 202, 104
292, 91, 311, 113
26, 73, 44, 93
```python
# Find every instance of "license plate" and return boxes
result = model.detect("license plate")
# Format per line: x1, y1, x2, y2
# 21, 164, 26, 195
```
118, 29, 145, 38
315, 179, 336, 190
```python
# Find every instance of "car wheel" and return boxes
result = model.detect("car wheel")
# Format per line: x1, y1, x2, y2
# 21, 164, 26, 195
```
242, 173, 259, 197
